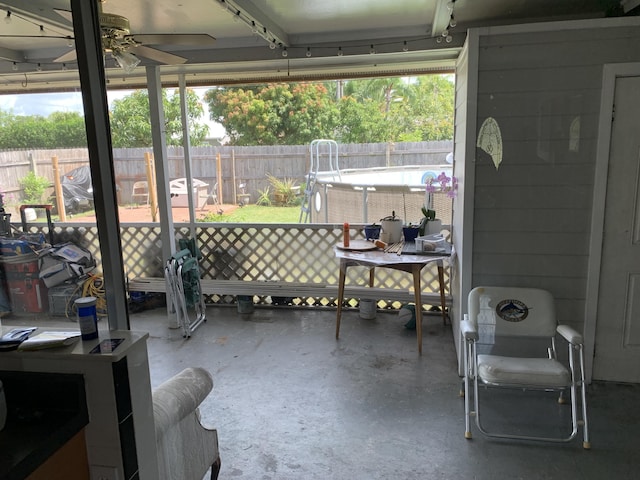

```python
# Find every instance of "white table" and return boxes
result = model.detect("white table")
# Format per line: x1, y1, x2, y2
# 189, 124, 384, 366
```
334, 246, 450, 355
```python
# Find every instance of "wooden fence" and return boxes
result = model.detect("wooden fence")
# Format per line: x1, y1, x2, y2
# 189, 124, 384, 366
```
0, 141, 452, 206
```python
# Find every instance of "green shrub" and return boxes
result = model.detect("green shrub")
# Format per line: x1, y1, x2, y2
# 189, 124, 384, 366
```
19, 171, 50, 204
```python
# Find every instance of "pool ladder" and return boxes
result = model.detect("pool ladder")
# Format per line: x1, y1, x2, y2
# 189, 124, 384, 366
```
299, 139, 341, 223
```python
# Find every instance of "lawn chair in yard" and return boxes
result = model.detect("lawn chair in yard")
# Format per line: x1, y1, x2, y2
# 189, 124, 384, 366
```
164, 238, 206, 338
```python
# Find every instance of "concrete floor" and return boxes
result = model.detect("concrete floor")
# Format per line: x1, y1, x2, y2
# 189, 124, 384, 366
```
130, 305, 638, 480
6, 305, 640, 479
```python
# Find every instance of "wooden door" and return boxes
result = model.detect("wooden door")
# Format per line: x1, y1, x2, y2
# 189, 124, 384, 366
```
594, 75, 640, 382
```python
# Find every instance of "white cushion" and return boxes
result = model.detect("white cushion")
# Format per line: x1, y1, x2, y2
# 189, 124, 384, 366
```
478, 354, 570, 388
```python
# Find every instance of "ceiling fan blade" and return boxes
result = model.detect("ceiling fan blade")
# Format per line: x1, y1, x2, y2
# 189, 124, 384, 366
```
130, 45, 188, 65
54, 8, 73, 23
131, 34, 216, 46
54, 49, 78, 63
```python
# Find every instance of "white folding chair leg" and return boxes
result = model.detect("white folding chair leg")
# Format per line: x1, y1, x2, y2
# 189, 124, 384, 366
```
464, 338, 474, 439
164, 261, 181, 327
577, 344, 591, 449
175, 263, 192, 338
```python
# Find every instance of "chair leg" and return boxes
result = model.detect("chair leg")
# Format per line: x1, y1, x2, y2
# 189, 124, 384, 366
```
210, 456, 221, 480
464, 339, 473, 439
578, 346, 591, 450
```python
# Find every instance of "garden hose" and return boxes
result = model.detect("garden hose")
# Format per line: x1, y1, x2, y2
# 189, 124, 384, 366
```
82, 274, 107, 317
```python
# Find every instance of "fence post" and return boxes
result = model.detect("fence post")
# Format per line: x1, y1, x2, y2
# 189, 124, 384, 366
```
217, 151, 223, 204
145, 152, 158, 222
52, 156, 66, 222
28, 151, 37, 175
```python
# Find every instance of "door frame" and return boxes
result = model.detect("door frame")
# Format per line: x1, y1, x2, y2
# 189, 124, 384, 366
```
586, 62, 640, 382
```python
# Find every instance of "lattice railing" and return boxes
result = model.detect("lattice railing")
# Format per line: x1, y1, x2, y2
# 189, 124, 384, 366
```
25, 222, 451, 309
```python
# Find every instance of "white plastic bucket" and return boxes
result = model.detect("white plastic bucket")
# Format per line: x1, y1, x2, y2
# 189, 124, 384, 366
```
23, 208, 37, 222
380, 218, 403, 243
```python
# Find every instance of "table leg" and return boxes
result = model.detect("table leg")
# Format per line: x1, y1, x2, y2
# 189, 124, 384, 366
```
336, 262, 346, 339
368, 267, 375, 287
437, 264, 447, 325
412, 265, 423, 355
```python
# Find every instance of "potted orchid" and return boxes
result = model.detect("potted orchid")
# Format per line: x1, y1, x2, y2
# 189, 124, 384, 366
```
421, 172, 458, 235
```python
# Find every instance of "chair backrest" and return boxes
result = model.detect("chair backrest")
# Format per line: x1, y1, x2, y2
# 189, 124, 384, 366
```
132, 181, 148, 192
468, 286, 557, 339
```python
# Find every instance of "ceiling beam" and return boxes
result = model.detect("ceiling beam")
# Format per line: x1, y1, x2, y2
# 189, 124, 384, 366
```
0, 45, 22, 63
0, 0, 73, 33
431, 0, 452, 38
222, 0, 290, 46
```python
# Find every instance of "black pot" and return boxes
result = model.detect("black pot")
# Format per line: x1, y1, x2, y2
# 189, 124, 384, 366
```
364, 225, 381, 240
403, 226, 419, 242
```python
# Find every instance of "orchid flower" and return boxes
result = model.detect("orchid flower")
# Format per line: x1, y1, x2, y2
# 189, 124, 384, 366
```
424, 172, 458, 198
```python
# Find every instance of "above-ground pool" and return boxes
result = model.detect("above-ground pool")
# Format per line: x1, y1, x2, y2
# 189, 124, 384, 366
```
310, 165, 454, 225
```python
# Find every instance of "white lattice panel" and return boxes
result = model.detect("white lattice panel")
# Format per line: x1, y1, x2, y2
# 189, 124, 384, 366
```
25, 222, 450, 308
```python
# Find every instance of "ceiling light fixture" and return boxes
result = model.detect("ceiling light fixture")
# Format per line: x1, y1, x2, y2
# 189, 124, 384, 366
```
306, 47, 311, 58
36, 63, 42, 71
112, 49, 140, 73
402, 41, 409, 52
4, 10, 11, 24
282, 47, 288, 57
337, 47, 343, 56
11, 62, 17, 71
443, 0, 456, 43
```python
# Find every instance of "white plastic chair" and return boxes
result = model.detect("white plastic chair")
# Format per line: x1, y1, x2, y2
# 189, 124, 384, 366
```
131, 180, 150, 205
461, 286, 590, 448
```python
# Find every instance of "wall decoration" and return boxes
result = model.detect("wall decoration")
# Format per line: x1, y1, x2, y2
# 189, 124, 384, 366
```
477, 117, 503, 170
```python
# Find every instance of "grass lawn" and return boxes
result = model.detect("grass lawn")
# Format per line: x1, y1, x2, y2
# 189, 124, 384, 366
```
198, 205, 301, 223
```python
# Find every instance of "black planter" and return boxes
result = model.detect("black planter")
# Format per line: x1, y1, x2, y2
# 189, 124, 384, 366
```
403, 227, 419, 242
364, 225, 381, 240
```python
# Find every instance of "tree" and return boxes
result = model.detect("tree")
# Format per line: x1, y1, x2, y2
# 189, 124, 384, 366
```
340, 76, 453, 142
402, 75, 454, 141
0, 110, 86, 148
336, 97, 391, 143
344, 77, 415, 114
204, 75, 454, 146
46, 111, 88, 147
109, 89, 209, 148
204, 83, 339, 145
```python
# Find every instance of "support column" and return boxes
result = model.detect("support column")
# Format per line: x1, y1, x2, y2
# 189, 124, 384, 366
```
71, 0, 129, 330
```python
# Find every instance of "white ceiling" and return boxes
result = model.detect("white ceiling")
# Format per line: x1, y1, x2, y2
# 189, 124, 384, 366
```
0, 0, 632, 92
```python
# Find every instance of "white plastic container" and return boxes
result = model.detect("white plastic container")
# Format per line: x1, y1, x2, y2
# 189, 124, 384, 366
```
380, 217, 403, 243
75, 296, 98, 340
415, 234, 447, 252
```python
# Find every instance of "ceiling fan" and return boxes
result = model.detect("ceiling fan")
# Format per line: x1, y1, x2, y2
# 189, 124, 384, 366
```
54, 0, 216, 72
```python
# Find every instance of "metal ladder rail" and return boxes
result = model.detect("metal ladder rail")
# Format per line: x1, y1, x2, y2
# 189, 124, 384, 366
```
300, 139, 340, 223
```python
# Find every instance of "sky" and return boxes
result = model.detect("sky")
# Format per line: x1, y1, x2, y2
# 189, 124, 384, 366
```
0, 86, 226, 138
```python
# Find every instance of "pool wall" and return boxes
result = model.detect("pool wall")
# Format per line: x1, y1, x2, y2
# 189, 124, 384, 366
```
313, 165, 454, 225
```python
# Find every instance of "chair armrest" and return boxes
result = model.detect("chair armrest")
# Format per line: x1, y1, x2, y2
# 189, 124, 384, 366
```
461, 315, 478, 341
153, 367, 213, 436
556, 325, 583, 345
